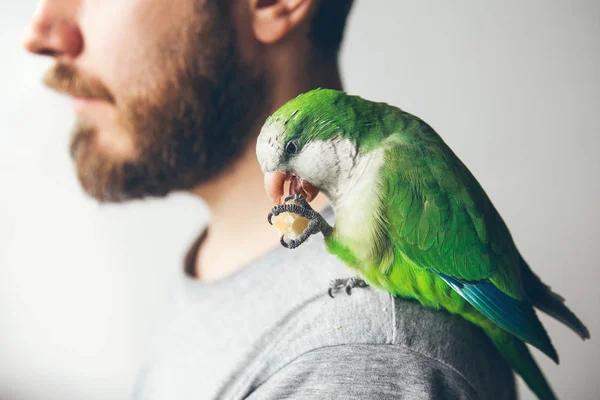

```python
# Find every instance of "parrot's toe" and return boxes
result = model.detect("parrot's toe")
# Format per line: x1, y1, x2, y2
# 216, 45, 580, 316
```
269, 202, 316, 221
328, 277, 368, 298
284, 194, 313, 211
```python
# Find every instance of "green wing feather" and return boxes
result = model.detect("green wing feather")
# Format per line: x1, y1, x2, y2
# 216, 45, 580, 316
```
379, 113, 563, 366
381, 114, 523, 299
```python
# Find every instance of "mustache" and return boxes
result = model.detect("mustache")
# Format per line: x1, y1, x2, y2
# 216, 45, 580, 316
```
43, 63, 115, 103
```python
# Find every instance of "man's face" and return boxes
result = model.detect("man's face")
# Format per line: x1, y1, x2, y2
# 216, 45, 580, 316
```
23, 0, 266, 202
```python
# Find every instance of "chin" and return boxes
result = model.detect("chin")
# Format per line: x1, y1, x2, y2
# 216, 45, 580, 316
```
91, 126, 136, 161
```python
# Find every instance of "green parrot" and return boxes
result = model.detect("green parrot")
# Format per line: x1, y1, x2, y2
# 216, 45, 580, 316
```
255, 88, 590, 400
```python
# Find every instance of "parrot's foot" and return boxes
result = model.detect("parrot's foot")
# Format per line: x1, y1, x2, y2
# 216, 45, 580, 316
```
328, 277, 369, 298
268, 194, 333, 249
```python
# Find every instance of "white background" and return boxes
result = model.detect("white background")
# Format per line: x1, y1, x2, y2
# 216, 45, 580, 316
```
1, 1, 599, 399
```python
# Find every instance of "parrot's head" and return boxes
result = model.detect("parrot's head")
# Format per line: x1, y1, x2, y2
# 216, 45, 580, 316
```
256, 88, 360, 205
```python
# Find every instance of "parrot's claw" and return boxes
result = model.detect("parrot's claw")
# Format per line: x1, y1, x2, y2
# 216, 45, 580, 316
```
328, 277, 369, 298
280, 235, 305, 250
280, 235, 289, 248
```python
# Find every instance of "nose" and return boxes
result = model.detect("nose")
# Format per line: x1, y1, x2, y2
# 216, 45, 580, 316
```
22, 0, 83, 59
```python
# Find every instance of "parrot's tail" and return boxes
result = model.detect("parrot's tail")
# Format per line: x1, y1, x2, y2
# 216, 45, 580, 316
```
521, 260, 590, 340
494, 332, 558, 400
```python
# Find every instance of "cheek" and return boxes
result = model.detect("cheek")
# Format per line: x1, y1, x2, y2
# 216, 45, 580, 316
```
77, 0, 195, 98
293, 143, 337, 186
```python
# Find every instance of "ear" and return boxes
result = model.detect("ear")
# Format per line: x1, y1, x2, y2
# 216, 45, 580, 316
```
250, 0, 314, 44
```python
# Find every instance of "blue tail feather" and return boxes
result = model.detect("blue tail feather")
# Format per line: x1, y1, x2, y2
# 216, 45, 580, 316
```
438, 273, 558, 363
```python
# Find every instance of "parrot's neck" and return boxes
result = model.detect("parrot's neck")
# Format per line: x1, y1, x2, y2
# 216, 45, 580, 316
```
328, 146, 387, 261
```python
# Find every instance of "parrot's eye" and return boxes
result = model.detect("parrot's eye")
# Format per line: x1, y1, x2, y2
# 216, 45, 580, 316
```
285, 139, 299, 156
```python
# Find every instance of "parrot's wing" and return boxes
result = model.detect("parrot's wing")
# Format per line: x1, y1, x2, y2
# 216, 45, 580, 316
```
381, 118, 557, 359
382, 118, 523, 299
438, 273, 558, 362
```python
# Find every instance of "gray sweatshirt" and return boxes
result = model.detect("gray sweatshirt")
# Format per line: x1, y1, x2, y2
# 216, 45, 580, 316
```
133, 206, 516, 400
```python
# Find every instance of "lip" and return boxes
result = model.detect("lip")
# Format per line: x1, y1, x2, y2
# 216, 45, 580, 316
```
73, 97, 104, 112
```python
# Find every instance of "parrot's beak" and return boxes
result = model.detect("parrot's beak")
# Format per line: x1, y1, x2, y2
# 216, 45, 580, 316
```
264, 171, 319, 205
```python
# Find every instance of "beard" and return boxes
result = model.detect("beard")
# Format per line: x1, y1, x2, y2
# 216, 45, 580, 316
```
43, 2, 268, 202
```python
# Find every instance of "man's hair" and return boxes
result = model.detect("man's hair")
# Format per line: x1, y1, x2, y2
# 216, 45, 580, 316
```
310, 0, 355, 56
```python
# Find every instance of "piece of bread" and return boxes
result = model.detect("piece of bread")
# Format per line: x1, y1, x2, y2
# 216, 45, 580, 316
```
273, 201, 310, 240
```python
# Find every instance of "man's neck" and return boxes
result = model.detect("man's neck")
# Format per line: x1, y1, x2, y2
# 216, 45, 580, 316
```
189, 58, 342, 282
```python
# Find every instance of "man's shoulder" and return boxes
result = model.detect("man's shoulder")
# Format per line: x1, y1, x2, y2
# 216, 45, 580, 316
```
274, 285, 507, 370
225, 284, 515, 399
